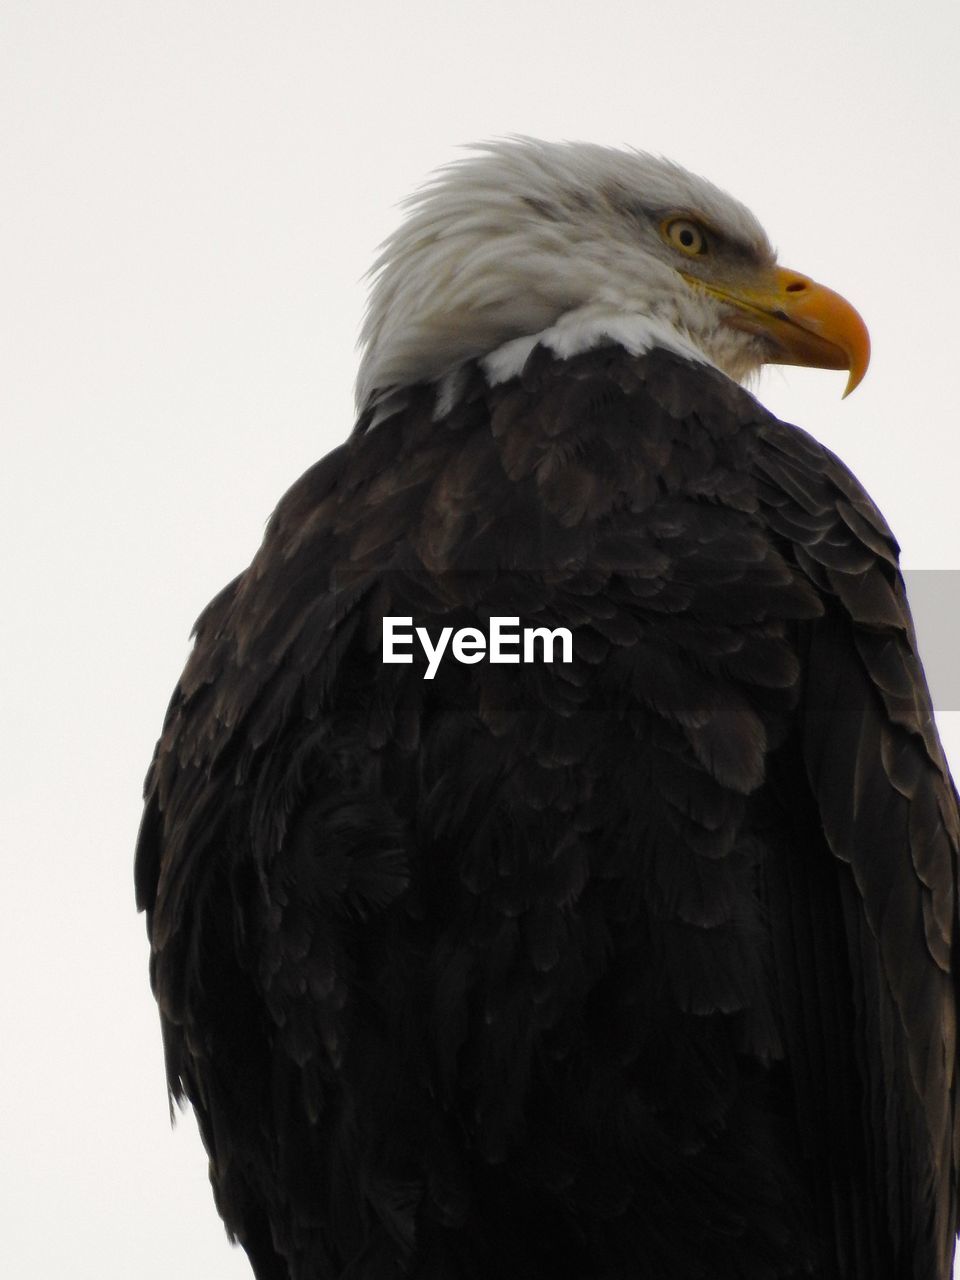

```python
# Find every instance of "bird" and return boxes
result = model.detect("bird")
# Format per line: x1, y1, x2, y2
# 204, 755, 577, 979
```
136, 138, 959, 1280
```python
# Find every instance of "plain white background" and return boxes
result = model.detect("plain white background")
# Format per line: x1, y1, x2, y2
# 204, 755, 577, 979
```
3, 2, 959, 1275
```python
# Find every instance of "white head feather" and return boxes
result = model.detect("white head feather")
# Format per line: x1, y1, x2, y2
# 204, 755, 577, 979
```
356, 138, 776, 412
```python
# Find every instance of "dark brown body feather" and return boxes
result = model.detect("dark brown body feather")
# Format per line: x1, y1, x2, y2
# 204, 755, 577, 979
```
136, 344, 960, 1280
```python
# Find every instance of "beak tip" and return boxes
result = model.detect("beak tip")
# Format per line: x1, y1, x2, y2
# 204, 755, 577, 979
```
841, 349, 870, 399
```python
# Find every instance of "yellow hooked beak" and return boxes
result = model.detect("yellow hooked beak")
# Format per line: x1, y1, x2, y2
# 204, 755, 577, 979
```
683, 266, 870, 397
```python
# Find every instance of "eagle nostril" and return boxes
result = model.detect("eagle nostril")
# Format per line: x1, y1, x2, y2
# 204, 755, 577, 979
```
785, 280, 808, 294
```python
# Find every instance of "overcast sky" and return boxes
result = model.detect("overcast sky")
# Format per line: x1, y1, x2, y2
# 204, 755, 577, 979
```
3, 2, 960, 1276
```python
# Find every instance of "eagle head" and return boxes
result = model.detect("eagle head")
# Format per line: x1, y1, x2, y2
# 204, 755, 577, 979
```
356, 138, 869, 411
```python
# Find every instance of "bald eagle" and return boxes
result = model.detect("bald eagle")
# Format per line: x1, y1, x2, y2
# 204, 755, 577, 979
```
136, 140, 959, 1280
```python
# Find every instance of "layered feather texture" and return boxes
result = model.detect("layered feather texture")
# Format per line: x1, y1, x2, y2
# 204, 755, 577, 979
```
137, 343, 959, 1280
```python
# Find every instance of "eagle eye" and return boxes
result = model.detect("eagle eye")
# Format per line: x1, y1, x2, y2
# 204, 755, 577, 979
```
662, 217, 709, 257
